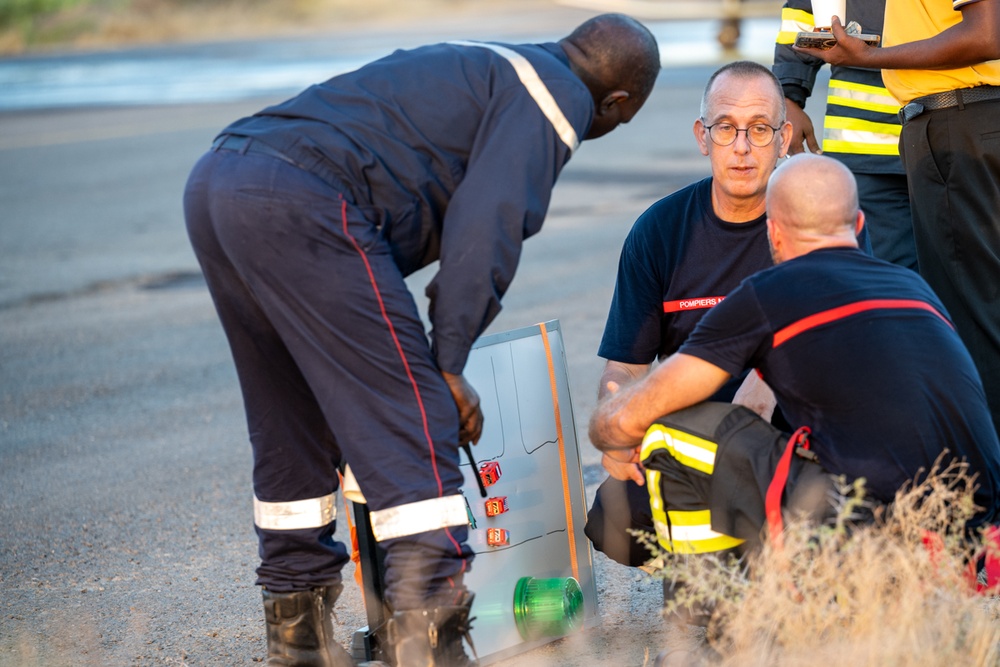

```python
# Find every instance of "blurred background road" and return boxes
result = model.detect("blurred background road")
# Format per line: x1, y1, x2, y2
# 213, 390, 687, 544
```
0, 2, 824, 664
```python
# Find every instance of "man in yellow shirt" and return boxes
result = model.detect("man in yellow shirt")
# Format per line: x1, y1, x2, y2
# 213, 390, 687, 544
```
800, 0, 1000, 438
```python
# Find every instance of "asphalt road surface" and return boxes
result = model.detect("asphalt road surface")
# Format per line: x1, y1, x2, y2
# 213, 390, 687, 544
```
0, 4, 819, 665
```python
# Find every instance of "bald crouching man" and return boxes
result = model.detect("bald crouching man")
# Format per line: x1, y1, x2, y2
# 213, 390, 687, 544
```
589, 154, 1000, 567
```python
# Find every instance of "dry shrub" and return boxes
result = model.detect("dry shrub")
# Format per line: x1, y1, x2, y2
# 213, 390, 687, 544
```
642, 460, 1000, 666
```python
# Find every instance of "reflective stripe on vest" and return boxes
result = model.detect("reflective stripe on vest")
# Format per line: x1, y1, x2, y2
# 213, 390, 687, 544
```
449, 40, 580, 153
827, 79, 901, 115
773, 298, 953, 348
776, 7, 814, 43
823, 79, 902, 155
254, 493, 336, 531
369, 494, 469, 542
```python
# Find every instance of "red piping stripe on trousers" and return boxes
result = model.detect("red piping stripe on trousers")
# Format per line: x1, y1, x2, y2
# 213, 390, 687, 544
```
339, 197, 466, 566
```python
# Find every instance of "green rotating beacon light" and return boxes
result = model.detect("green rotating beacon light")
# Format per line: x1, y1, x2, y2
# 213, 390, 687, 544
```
512, 576, 584, 641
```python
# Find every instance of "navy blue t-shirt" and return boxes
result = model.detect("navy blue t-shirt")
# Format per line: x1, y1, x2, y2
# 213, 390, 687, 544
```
599, 177, 775, 399
600, 178, 774, 362
681, 247, 1000, 525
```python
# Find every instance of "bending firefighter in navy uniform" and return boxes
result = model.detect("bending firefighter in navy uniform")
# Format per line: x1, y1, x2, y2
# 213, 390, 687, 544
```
182, 14, 661, 667
589, 154, 1000, 573
774, 0, 917, 270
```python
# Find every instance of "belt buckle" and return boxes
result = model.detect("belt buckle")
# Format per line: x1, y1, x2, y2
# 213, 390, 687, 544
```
899, 102, 925, 124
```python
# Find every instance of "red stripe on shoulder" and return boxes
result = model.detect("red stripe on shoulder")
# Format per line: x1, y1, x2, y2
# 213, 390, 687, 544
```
773, 299, 952, 347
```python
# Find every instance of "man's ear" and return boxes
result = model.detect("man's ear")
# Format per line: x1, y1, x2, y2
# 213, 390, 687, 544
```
767, 217, 783, 259
777, 120, 794, 158
597, 90, 629, 116
694, 117, 709, 156
854, 209, 866, 237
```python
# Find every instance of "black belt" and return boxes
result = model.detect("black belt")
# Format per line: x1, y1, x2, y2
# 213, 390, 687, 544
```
212, 134, 296, 164
211, 134, 352, 197
899, 85, 1000, 124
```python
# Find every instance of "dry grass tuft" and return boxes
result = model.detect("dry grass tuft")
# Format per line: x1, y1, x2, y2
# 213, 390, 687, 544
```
642, 460, 1000, 666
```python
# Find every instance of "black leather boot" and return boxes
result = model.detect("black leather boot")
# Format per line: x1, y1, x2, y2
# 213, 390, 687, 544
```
387, 592, 478, 667
262, 584, 355, 667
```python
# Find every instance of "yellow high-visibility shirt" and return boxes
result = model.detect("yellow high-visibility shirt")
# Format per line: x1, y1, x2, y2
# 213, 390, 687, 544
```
882, 0, 1000, 104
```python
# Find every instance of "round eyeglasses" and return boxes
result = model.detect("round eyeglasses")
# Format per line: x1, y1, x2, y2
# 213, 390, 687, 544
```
703, 122, 781, 147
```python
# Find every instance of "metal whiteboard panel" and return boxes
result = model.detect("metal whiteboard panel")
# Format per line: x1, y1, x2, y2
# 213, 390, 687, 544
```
461, 320, 598, 664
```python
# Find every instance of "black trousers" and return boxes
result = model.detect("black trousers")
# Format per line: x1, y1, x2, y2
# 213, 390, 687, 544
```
900, 98, 1000, 438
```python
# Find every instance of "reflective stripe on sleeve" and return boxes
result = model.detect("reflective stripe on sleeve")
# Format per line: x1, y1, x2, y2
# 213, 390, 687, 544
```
254, 493, 336, 531
369, 494, 469, 542
449, 40, 580, 153
776, 7, 815, 44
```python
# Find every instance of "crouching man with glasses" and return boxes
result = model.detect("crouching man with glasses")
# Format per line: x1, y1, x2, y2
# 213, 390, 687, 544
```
584, 60, 871, 622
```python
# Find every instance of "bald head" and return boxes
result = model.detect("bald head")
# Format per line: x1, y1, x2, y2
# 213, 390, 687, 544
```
766, 154, 863, 260
560, 13, 661, 139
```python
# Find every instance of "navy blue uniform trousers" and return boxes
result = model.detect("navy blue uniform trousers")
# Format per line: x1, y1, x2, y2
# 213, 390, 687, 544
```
856, 171, 918, 272
183, 145, 472, 610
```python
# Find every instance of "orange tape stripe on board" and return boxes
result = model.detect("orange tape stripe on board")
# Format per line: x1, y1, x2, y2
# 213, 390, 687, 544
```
537, 322, 580, 581
337, 470, 365, 593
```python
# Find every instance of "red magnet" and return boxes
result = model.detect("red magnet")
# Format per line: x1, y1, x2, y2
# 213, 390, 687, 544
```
486, 527, 510, 547
478, 461, 502, 487
484, 496, 509, 517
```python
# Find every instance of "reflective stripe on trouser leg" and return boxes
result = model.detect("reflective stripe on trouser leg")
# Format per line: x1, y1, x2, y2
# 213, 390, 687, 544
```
641, 424, 744, 554
369, 495, 469, 542
254, 493, 337, 531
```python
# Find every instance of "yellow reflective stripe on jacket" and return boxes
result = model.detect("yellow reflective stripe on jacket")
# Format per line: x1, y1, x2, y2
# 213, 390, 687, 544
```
776, 7, 814, 44
640, 423, 717, 475
645, 472, 745, 555
827, 79, 902, 115
660, 510, 744, 554
823, 116, 901, 156
642, 427, 744, 555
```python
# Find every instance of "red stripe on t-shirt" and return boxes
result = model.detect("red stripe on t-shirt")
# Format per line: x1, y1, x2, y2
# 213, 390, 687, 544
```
663, 296, 726, 313
772, 299, 953, 348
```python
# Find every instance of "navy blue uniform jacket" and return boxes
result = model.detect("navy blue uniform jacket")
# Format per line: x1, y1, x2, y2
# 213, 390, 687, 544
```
220, 41, 594, 374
